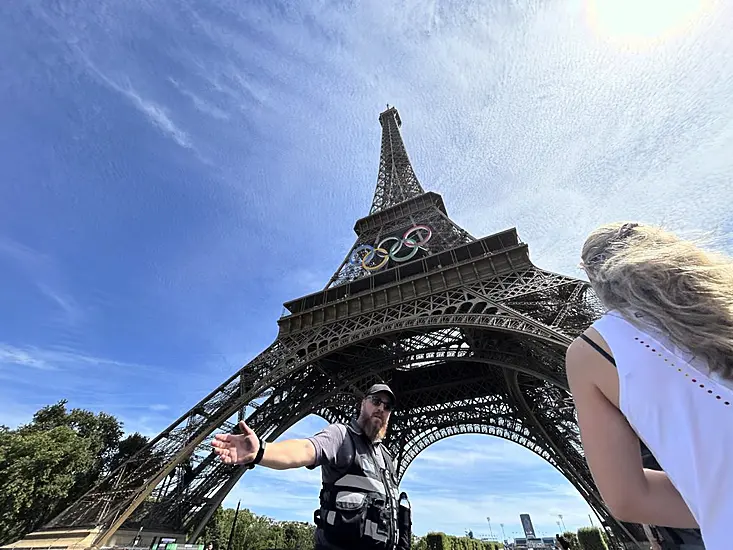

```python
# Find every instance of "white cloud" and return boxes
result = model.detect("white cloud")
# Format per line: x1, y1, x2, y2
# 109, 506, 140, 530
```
18, 5, 194, 150
84, 62, 192, 149
122, 0, 733, 304
124, 87, 192, 148
0, 237, 85, 326
0, 343, 187, 436
0, 236, 47, 268
114, 413, 171, 440
36, 283, 86, 326
406, 438, 548, 471
168, 77, 230, 120
0, 344, 54, 370
0, 343, 153, 372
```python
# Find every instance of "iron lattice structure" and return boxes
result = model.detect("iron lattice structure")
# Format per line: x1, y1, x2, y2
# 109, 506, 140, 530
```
369, 107, 425, 215
43, 107, 651, 548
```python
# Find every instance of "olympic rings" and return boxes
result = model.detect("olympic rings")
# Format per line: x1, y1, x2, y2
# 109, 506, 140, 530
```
349, 225, 432, 271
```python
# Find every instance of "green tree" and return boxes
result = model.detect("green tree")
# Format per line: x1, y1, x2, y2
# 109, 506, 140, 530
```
263, 518, 285, 548
17, 400, 124, 498
0, 401, 148, 546
281, 521, 315, 549
108, 432, 150, 473
23, 401, 123, 472
0, 424, 96, 545
210, 507, 280, 550
197, 505, 226, 549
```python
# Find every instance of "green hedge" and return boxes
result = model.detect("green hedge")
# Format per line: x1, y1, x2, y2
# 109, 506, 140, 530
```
425, 532, 504, 550
577, 527, 608, 550
562, 531, 581, 550
426, 532, 450, 550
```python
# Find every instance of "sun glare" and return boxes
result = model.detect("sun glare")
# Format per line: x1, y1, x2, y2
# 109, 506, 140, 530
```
586, 0, 712, 47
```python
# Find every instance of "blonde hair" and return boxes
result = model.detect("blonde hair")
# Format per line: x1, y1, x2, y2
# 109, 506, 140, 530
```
581, 222, 733, 380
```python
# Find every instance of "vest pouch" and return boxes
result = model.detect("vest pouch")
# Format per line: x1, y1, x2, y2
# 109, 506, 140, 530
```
323, 491, 369, 547
374, 505, 392, 537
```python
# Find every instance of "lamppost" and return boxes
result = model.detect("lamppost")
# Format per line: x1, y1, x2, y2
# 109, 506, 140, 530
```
500, 523, 507, 542
486, 517, 494, 540
559, 514, 567, 531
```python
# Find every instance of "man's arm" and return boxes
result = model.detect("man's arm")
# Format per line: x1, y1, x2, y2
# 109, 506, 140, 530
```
212, 421, 316, 469
212, 421, 345, 470
259, 439, 316, 470
258, 423, 347, 470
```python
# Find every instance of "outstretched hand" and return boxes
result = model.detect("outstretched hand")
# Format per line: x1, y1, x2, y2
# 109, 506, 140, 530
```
211, 421, 260, 465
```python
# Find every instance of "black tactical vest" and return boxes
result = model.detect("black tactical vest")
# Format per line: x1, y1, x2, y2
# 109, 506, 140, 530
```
316, 420, 400, 550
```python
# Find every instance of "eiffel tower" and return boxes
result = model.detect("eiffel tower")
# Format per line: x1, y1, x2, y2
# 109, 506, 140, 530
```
11, 106, 653, 550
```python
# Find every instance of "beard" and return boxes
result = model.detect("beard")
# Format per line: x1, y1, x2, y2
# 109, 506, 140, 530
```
359, 412, 389, 442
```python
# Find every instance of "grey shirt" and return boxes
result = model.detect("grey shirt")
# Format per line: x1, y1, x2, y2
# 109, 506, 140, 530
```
307, 422, 387, 549
308, 422, 386, 473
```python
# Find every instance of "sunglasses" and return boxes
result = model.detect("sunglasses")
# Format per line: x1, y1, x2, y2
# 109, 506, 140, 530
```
368, 395, 393, 411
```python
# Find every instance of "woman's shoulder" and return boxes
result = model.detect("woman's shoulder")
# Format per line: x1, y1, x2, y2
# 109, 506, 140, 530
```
589, 309, 655, 339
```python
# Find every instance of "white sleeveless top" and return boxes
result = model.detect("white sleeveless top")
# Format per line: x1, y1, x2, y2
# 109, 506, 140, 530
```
592, 311, 733, 550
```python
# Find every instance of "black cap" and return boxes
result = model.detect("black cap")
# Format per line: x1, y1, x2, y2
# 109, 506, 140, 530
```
365, 383, 396, 405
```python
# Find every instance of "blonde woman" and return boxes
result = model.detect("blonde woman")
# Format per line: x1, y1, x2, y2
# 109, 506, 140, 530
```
566, 222, 733, 550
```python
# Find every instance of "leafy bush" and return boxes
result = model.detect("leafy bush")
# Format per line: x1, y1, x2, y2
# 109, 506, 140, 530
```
424, 532, 502, 550
577, 527, 609, 550
426, 532, 451, 550
562, 531, 581, 550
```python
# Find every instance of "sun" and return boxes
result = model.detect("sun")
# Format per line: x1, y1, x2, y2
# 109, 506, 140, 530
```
585, 0, 713, 46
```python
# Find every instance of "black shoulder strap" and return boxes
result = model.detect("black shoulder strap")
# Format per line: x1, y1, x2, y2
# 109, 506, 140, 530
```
342, 425, 357, 472
381, 445, 397, 477
579, 334, 616, 367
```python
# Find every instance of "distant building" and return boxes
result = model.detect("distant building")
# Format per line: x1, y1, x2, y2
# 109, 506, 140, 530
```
512, 537, 557, 549
520, 514, 537, 538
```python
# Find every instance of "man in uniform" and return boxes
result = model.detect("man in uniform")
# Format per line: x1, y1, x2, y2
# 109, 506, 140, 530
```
212, 383, 411, 550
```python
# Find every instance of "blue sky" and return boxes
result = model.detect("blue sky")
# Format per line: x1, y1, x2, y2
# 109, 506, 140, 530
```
1, 0, 732, 540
